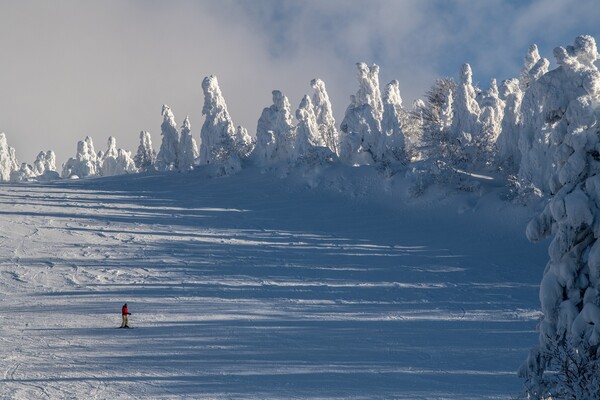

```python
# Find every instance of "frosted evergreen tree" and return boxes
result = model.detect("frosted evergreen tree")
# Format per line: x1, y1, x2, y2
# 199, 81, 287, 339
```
380, 80, 407, 165
519, 35, 600, 399
477, 79, 505, 166
199, 75, 246, 174
178, 116, 199, 171
233, 125, 253, 158
339, 63, 384, 165
450, 63, 482, 166
311, 78, 339, 155
252, 90, 296, 165
61, 136, 98, 179
0, 133, 15, 182
11, 163, 36, 182
520, 44, 550, 91
412, 78, 456, 161
116, 149, 137, 175
355, 62, 384, 124
155, 105, 179, 171
33, 150, 57, 176
8, 147, 19, 175
495, 78, 524, 173
295, 94, 322, 159
480, 79, 504, 140
100, 137, 137, 176
518, 37, 595, 193
134, 131, 156, 172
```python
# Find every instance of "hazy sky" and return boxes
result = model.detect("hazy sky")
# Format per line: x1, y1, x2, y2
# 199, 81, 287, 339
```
1, 0, 599, 164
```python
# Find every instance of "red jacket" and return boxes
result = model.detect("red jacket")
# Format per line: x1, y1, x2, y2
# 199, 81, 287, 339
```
122, 305, 129, 315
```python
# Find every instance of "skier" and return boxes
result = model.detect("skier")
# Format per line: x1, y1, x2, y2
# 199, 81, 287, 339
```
120, 303, 131, 328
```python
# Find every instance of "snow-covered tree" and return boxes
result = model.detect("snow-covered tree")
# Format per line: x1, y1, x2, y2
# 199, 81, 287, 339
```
380, 80, 407, 165
518, 37, 596, 194
178, 116, 199, 171
11, 163, 36, 182
252, 90, 296, 165
295, 94, 323, 157
233, 125, 254, 159
62, 136, 98, 179
355, 62, 384, 124
495, 78, 524, 173
520, 44, 550, 91
477, 79, 506, 166
199, 75, 247, 174
33, 150, 57, 176
311, 78, 340, 155
480, 79, 504, 140
100, 137, 137, 176
519, 35, 600, 399
155, 105, 179, 172
0, 133, 18, 182
412, 78, 456, 161
339, 63, 384, 165
450, 63, 482, 166
134, 131, 156, 172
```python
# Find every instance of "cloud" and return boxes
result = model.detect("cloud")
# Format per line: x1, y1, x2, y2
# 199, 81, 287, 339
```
0, 0, 598, 166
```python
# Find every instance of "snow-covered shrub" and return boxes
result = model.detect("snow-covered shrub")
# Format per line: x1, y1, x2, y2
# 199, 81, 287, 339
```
252, 90, 296, 166
62, 136, 98, 179
134, 131, 156, 172
100, 137, 137, 176
199, 75, 249, 175
155, 105, 180, 172
519, 35, 600, 400
178, 116, 199, 171
311, 78, 340, 156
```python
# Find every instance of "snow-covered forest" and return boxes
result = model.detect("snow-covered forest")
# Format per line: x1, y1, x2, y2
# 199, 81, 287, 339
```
2, 34, 600, 398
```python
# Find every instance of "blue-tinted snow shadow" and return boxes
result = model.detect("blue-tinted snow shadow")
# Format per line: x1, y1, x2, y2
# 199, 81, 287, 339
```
0, 170, 545, 399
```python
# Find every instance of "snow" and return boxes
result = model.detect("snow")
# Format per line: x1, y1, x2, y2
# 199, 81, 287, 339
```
519, 35, 600, 398
0, 165, 547, 399
311, 78, 340, 156
155, 105, 180, 172
2, 31, 600, 399
134, 131, 157, 173
253, 90, 296, 166
0, 133, 19, 182
178, 116, 199, 171
61, 136, 99, 179
339, 63, 388, 166
199, 75, 248, 172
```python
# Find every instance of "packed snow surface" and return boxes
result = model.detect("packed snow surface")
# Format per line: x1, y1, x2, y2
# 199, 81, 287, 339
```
0, 168, 546, 399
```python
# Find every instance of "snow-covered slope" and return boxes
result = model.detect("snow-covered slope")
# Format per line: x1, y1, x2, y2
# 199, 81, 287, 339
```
0, 167, 546, 399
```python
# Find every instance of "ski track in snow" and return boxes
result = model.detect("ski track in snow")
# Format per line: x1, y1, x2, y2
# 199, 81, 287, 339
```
0, 171, 547, 399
